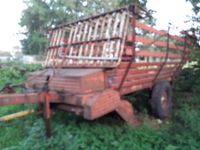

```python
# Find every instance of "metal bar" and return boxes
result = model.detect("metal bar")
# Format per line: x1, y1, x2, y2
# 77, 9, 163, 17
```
43, 92, 51, 138
116, 10, 130, 66
152, 25, 171, 84
89, 19, 100, 57
171, 35, 188, 81
54, 28, 66, 66
0, 92, 60, 106
57, 25, 74, 68
78, 22, 88, 58
49, 4, 137, 31
65, 56, 118, 60
102, 15, 113, 59
52, 30, 62, 67
71, 37, 121, 45
0, 109, 35, 122
84, 19, 94, 58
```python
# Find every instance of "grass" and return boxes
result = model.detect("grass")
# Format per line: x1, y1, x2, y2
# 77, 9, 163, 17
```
0, 62, 200, 150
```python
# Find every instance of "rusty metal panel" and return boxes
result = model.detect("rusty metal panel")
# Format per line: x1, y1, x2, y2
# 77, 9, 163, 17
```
27, 68, 105, 94
84, 89, 120, 120
80, 70, 105, 93
116, 100, 140, 127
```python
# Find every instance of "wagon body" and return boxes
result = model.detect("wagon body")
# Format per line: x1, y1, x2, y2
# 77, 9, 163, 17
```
43, 4, 191, 95
0, 4, 192, 136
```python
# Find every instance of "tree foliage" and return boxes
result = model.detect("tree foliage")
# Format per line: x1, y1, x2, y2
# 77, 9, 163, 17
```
20, 0, 147, 55
185, 0, 200, 65
185, 0, 200, 43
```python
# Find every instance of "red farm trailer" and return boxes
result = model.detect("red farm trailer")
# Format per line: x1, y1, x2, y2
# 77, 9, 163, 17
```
0, 4, 192, 137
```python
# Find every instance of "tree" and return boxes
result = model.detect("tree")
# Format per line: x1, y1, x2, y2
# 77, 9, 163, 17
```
20, 0, 147, 55
186, 0, 200, 64
187, 0, 200, 42
20, 0, 51, 54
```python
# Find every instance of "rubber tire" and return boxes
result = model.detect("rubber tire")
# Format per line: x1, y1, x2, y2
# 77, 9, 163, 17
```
150, 80, 172, 120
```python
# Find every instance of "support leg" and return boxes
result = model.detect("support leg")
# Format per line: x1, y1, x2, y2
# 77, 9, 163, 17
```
116, 100, 141, 128
43, 93, 51, 138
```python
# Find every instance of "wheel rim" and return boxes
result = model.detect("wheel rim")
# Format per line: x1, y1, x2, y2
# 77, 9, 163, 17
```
161, 91, 168, 113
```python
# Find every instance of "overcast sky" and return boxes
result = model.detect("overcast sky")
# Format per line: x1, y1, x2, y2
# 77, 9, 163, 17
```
0, 0, 193, 52
0, 0, 26, 52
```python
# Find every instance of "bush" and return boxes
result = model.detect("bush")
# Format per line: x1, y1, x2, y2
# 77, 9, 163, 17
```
174, 64, 200, 93
0, 62, 41, 88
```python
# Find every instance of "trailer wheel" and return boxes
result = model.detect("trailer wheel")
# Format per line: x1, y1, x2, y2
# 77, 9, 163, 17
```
150, 80, 172, 120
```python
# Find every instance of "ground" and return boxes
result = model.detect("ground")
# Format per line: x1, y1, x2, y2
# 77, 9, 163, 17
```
0, 62, 200, 150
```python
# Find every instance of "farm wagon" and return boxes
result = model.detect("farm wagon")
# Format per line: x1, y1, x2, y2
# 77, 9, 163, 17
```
0, 3, 192, 137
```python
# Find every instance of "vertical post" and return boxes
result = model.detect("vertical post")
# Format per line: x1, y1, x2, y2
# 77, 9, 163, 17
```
44, 92, 51, 138
171, 33, 188, 81
42, 76, 51, 138
152, 24, 171, 84
118, 4, 136, 93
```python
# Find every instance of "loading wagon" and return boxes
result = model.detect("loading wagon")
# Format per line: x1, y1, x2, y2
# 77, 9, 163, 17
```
0, 4, 192, 137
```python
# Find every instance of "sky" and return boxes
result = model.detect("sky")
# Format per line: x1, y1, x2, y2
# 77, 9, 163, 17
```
0, 0, 194, 52
147, 0, 193, 33
0, 0, 26, 52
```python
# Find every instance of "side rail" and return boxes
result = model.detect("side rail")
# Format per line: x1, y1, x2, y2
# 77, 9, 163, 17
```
109, 19, 192, 95
44, 6, 135, 68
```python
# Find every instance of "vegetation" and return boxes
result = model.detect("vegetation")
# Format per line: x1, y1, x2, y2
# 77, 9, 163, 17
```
187, 0, 200, 43
0, 62, 200, 150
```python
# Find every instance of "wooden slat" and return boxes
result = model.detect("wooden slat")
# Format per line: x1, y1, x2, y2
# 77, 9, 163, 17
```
124, 46, 182, 59
111, 71, 174, 89
120, 82, 153, 95
115, 65, 178, 76
127, 35, 190, 52
130, 19, 190, 44
135, 20, 167, 37
113, 66, 178, 82
136, 36, 188, 51
118, 61, 181, 68
136, 50, 182, 59
120, 77, 172, 95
